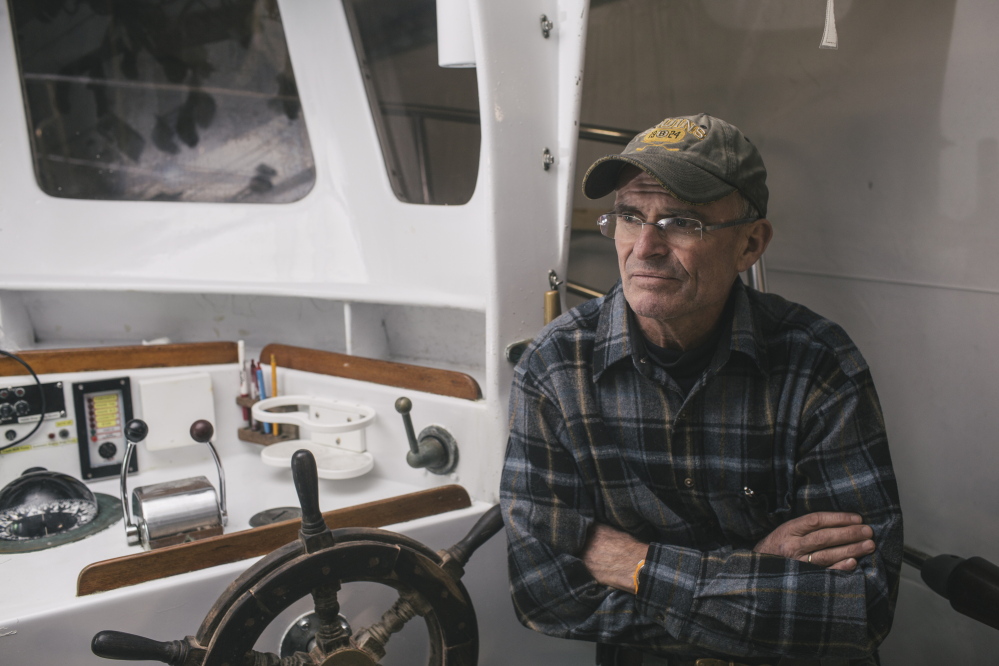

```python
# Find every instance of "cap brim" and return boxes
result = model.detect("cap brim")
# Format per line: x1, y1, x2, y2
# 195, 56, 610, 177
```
582, 153, 736, 205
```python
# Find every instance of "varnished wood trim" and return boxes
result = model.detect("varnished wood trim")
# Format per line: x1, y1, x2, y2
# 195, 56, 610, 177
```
0, 342, 239, 377
77, 484, 472, 596
236, 426, 298, 446
260, 343, 482, 401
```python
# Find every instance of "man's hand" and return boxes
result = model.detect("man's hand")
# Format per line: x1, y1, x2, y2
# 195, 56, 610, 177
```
754, 512, 875, 570
581, 523, 649, 593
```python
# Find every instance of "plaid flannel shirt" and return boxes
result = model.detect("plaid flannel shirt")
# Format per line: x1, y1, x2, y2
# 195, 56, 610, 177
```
500, 279, 902, 660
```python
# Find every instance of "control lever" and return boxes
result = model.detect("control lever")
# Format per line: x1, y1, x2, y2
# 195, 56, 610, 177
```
189, 420, 228, 527
394, 397, 458, 475
120, 419, 149, 545
120, 418, 228, 549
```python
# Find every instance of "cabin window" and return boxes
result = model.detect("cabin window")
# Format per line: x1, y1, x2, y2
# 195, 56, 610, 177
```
6, 0, 315, 203
343, 0, 480, 205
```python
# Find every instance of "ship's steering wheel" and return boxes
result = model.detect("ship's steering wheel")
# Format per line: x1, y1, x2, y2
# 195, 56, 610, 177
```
91, 449, 504, 666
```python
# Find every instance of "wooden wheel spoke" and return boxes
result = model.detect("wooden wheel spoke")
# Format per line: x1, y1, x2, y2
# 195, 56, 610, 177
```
310, 583, 352, 653
352, 589, 431, 662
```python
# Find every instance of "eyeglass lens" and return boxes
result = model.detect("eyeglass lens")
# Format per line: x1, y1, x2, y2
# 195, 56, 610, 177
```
598, 214, 702, 243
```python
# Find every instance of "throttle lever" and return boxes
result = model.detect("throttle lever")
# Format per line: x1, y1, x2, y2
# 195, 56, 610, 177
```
189, 419, 228, 527
120, 419, 149, 545
91, 630, 195, 665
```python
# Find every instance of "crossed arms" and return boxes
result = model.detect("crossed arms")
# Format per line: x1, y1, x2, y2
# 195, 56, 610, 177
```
585, 511, 877, 593
501, 360, 903, 659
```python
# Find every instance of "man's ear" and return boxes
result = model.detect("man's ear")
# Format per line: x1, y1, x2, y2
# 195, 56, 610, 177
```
735, 218, 773, 273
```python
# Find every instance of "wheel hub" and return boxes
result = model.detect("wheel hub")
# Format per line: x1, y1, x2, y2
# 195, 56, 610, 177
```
318, 646, 378, 666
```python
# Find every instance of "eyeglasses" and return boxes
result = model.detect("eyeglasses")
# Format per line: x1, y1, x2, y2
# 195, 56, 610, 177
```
597, 213, 758, 244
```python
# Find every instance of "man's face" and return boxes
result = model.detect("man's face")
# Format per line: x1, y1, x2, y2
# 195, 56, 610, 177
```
614, 169, 759, 342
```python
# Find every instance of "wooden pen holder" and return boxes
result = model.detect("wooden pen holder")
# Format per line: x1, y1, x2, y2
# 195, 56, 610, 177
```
235, 395, 299, 445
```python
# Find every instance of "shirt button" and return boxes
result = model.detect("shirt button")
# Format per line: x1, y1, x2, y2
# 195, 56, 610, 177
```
744, 486, 755, 497
655, 612, 665, 623
640, 357, 647, 364
683, 478, 694, 488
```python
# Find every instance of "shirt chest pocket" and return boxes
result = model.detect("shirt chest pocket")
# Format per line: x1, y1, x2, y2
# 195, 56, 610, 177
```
708, 466, 792, 548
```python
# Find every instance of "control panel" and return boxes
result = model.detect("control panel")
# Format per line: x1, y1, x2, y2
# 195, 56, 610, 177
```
73, 377, 138, 479
0, 381, 67, 444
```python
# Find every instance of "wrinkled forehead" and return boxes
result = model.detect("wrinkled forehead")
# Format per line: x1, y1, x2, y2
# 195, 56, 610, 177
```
615, 172, 746, 220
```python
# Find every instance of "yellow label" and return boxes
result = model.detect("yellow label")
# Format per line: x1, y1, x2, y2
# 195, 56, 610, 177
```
91, 393, 121, 429
56, 419, 73, 427
644, 128, 687, 144
650, 117, 708, 141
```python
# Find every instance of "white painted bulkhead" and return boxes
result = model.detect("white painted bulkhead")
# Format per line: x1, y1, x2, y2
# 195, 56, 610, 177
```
0, 0, 594, 663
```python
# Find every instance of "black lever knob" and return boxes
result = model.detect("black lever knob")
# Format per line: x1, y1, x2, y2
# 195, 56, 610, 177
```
124, 419, 149, 444
189, 419, 214, 443
91, 630, 188, 664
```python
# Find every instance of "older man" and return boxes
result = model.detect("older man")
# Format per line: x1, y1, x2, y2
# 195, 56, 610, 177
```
500, 114, 902, 666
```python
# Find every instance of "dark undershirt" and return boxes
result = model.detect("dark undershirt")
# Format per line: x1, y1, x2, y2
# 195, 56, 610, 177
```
637, 288, 736, 397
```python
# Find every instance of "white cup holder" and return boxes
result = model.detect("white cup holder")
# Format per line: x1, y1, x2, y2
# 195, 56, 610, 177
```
251, 396, 376, 480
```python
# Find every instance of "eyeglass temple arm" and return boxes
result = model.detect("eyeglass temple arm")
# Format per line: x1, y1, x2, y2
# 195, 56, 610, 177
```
701, 216, 760, 232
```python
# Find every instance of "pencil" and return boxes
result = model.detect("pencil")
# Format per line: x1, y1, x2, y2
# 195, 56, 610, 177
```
238, 340, 250, 424
256, 366, 270, 434
270, 354, 279, 436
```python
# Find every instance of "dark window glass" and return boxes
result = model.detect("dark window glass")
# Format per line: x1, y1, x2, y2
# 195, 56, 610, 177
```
343, 0, 480, 205
6, 0, 315, 203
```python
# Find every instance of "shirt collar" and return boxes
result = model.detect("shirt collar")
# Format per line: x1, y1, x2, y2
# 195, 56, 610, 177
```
592, 278, 768, 382
727, 278, 768, 374
592, 281, 632, 382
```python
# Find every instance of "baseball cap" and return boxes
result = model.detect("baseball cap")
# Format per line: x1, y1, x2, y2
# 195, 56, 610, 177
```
582, 113, 768, 217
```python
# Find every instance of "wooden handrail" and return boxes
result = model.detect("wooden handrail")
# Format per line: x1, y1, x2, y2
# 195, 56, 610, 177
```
261, 343, 482, 401
0, 342, 239, 377
1, 342, 481, 401
77, 484, 472, 596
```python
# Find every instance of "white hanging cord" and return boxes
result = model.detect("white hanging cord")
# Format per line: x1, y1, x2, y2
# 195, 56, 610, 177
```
820, 0, 839, 49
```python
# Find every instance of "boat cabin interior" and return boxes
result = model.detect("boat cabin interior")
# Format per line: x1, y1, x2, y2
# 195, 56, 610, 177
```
0, 0, 997, 664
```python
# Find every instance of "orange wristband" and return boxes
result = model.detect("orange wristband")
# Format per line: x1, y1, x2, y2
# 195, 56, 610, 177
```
632, 559, 646, 594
